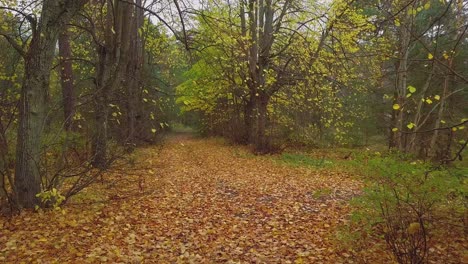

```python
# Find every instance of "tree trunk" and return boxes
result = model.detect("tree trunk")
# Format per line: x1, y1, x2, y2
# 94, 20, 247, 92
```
429, 61, 451, 158
15, 55, 47, 207
0, 120, 7, 200
91, 0, 133, 166
408, 67, 434, 153
14, 0, 88, 208
125, 0, 144, 145
58, 27, 75, 131
243, 0, 290, 153
255, 94, 270, 153
390, 13, 411, 151
92, 44, 111, 168
243, 96, 255, 144
429, 0, 463, 158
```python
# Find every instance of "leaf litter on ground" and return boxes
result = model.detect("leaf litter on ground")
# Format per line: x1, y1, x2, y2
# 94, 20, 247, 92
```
2, 134, 454, 263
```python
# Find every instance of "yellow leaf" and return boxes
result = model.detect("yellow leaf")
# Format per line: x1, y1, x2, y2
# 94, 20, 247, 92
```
68, 220, 78, 227
407, 123, 415, 129
392, 128, 398, 132
434, 95, 440, 100
393, 104, 400, 110
407, 222, 420, 235
424, 3, 430, 10
295, 257, 304, 264
408, 85, 416, 93
428, 53, 434, 59
151, 128, 156, 133
452, 127, 457, 132
425, 98, 433, 104
394, 19, 400, 26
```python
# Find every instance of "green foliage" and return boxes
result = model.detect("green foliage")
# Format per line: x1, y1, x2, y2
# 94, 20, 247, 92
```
347, 157, 465, 263
35, 188, 66, 211
169, 123, 195, 134
309, 188, 333, 199
279, 153, 333, 168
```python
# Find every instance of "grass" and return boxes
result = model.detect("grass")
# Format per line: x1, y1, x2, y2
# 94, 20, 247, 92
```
279, 153, 334, 168
309, 188, 333, 199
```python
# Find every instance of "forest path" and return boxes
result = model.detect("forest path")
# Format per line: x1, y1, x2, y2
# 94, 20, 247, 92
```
1, 133, 366, 263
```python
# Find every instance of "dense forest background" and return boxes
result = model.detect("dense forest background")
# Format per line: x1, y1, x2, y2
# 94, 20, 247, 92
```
0, 0, 467, 262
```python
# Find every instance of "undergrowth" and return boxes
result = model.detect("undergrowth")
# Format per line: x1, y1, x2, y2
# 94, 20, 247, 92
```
273, 147, 466, 263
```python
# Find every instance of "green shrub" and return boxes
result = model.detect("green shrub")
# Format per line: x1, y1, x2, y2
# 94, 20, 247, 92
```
347, 157, 465, 264
35, 188, 66, 211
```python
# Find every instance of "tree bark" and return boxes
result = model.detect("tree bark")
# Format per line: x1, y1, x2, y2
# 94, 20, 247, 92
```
91, 0, 133, 167
429, 60, 451, 158
408, 66, 434, 153
58, 27, 76, 131
14, 0, 88, 208
243, 0, 291, 152
0, 120, 7, 199
390, 13, 411, 151
243, 96, 255, 144
255, 94, 270, 153
125, 0, 144, 145
429, 0, 463, 158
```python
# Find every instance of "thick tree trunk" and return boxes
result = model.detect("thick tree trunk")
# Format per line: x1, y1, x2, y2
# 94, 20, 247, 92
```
92, 45, 111, 168
92, 0, 133, 166
13, 0, 87, 208
243, 0, 290, 153
125, 0, 144, 144
15, 56, 49, 207
16, 4, 68, 207
58, 27, 75, 131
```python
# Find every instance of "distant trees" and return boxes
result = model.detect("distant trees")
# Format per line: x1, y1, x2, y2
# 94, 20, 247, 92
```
376, 0, 468, 159
177, 0, 467, 158
177, 0, 386, 151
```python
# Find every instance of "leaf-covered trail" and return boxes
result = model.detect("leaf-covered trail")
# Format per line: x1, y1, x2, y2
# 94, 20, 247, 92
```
1, 134, 369, 263
143, 134, 363, 263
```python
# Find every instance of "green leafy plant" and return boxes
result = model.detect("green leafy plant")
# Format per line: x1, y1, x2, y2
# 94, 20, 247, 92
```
348, 157, 464, 264
35, 188, 66, 211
